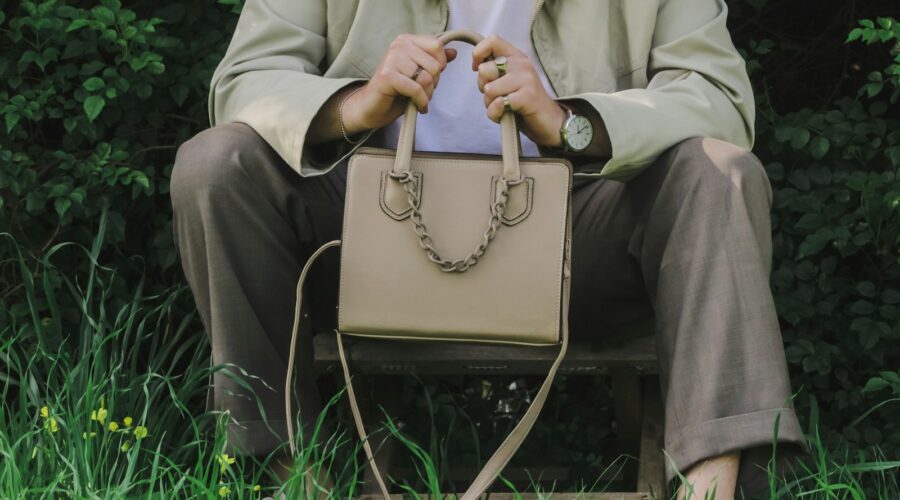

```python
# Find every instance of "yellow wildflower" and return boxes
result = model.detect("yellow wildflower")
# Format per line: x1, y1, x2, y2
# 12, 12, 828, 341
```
46, 417, 58, 433
82, 431, 97, 439
108, 421, 119, 432
252, 485, 261, 492
31, 446, 38, 460
90, 408, 108, 425
217, 453, 236, 473
123, 416, 133, 427
218, 486, 231, 497
40, 406, 49, 418
133, 426, 148, 439
120, 440, 131, 452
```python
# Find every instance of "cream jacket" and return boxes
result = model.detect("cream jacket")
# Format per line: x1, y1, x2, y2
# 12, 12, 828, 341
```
208, 0, 755, 182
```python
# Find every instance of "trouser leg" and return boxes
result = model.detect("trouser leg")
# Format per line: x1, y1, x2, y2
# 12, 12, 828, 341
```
570, 137, 806, 496
170, 122, 345, 456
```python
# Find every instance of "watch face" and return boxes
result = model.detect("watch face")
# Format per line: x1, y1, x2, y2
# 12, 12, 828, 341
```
565, 115, 593, 151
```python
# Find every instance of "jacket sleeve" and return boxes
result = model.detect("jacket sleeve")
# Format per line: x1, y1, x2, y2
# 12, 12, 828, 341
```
561, 0, 755, 182
208, 0, 372, 177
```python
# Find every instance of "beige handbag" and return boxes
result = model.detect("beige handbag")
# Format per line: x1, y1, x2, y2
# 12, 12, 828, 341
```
285, 30, 573, 499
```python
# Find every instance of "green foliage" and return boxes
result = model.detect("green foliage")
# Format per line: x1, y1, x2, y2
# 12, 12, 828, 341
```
848, 17, 900, 102
746, 14, 900, 463
0, 0, 231, 287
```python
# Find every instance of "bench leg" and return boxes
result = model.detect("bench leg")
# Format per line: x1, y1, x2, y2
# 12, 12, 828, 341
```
636, 377, 666, 499
611, 368, 642, 485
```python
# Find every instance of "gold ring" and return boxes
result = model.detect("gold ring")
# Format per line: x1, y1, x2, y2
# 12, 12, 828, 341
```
502, 95, 512, 114
494, 56, 508, 77
410, 66, 424, 81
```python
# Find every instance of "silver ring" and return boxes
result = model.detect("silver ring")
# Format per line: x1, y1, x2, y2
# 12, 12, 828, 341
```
494, 56, 508, 77
502, 95, 512, 114
410, 65, 424, 81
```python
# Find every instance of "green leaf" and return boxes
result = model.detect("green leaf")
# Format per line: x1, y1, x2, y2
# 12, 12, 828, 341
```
862, 377, 889, 393
797, 227, 833, 258
54, 197, 72, 218
81, 61, 105, 76
63, 117, 78, 133
5, 113, 20, 133
48, 183, 70, 198
788, 170, 811, 191
810, 137, 830, 159
169, 84, 189, 106
774, 126, 793, 142
84, 95, 105, 122
795, 213, 825, 231
91, 6, 116, 25
857, 281, 877, 298
66, 18, 91, 32
765, 162, 785, 181
25, 192, 44, 213
860, 328, 880, 350
83, 77, 105, 91
147, 61, 166, 75
134, 174, 150, 189
790, 128, 810, 149
851, 300, 875, 315
866, 82, 884, 98
882, 289, 900, 304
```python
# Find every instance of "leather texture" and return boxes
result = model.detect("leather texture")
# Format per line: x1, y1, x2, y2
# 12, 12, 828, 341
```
287, 30, 573, 500
208, 0, 755, 181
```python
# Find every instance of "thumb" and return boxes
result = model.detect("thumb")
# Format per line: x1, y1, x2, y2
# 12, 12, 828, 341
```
444, 48, 458, 64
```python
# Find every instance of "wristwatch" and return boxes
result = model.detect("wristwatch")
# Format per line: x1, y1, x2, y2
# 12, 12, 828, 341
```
558, 104, 594, 153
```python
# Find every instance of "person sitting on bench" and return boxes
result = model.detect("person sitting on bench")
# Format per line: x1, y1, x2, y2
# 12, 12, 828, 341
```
170, 0, 807, 497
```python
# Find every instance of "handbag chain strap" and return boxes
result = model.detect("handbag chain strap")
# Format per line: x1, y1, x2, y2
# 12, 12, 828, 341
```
390, 170, 511, 273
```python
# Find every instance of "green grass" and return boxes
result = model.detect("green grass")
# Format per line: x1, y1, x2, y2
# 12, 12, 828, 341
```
1, 213, 897, 499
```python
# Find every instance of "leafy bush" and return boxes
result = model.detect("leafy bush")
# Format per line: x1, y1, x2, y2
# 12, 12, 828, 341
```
743, 14, 900, 460
0, 0, 898, 495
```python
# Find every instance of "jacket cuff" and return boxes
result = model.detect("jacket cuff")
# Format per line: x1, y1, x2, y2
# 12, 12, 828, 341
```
290, 78, 370, 177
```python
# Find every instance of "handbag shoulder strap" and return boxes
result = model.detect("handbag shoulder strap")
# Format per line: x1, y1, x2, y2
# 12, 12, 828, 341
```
287, 240, 571, 499
285, 240, 392, 497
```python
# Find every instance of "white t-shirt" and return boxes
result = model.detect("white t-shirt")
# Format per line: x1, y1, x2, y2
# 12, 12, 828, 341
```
380, 0, 557, 156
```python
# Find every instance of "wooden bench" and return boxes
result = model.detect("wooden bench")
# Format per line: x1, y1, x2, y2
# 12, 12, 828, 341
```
313, 320, 666, 499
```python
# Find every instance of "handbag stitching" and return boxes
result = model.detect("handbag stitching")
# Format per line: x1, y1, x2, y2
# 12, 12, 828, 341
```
491, 175, 534, 226
378, 170, 421, 220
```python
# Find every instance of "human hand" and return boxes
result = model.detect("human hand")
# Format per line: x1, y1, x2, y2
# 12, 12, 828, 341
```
472, 35, 566, 148
342, 34, 457, 132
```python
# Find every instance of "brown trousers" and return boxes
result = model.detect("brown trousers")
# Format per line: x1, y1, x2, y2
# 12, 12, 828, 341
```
170, 122, 806, 493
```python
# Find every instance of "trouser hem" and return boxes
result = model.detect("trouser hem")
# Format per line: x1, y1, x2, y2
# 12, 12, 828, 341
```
664, 407, 807, 483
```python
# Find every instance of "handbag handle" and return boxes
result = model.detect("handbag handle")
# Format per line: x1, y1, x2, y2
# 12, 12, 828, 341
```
391, 30, 522, 183
388, 30, 523, 273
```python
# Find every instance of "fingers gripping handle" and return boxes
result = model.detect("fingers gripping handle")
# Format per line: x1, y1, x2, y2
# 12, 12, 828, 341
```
392, 30, 522, 182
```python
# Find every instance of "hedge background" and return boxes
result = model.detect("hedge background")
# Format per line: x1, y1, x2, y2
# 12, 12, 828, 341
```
1, 0, 898, 485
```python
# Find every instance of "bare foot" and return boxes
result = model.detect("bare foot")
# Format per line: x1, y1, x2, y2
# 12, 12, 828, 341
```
676, 451, 740, 499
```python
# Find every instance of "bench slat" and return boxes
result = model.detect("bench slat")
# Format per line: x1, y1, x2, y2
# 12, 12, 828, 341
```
313, 329, 657, 375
